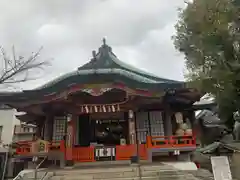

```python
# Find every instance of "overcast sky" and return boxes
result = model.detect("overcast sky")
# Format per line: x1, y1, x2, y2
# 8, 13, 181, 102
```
0, 0, 186, 91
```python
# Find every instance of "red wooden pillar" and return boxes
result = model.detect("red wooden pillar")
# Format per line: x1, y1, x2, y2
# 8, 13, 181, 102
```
146, 136, 152, 148
60, 139, 65, 153
65, 114, 77, 161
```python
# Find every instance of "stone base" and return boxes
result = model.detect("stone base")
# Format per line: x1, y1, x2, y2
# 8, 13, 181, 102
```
147, 148, 194, 162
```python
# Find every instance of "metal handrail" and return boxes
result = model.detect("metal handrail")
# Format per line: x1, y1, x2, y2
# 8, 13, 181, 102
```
40, 172, 48, 180
34, 156, 47, 180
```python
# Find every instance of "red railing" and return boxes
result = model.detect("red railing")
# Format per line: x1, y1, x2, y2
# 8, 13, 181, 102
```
15, 140, 64, 155
115, 144, 147, 160
146, 135, 196, 148
15, 135, 196, 162
15, 140, 34, 155
72, 146, 95, 162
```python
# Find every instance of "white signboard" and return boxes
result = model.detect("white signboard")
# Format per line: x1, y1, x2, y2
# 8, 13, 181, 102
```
211, 156, 232, 180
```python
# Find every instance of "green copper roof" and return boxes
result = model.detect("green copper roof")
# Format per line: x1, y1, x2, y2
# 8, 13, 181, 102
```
0, 39, 191, 103
36, 38, 183, 90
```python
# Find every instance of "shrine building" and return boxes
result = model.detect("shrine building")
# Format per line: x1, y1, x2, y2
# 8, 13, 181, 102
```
0, 39, 200, 164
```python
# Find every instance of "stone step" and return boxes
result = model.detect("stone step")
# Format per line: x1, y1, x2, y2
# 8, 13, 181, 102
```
68, 171, 157, 179
50, 171, 192, 180
56, 167, 135, 175
54, 171, 154, 179
56, 164, 177, 176
50, 174, 198, 180
49, 164, 201, 180
73, 160, 149, 168
51, 176, 160, 180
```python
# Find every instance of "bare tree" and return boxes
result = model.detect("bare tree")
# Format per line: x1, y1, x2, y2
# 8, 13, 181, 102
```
0, 46, 50, 85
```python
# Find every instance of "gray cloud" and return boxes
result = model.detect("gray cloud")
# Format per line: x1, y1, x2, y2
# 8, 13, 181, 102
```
0, 0, 186, 90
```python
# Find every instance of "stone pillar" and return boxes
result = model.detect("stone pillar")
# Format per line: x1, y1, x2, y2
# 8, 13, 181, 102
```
128, 110, 136, 144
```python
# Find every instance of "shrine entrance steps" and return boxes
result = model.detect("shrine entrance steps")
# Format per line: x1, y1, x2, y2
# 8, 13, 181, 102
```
73, 160, 147, 168
49, 163, 205, 180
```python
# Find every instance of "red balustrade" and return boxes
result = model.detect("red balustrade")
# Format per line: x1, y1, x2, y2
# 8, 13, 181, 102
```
72, 146, 95, 162
15, 140, 62, 155
15, 135, 196, 161
146, 135, 196, 148
115, 144, 147, 160
16, 144, 32, 155
15, 140, 34, 155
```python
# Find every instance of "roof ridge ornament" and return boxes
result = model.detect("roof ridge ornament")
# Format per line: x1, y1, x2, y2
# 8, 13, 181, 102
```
99, 37, 112, 56
103, 38, 106, 46
92, 50, 97, 59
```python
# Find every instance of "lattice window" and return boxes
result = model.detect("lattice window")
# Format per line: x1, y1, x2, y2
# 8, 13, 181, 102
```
52, 116, 66, 141
136, 112, 149, 143
135, 111, 165, 143
149, 111, 164, 136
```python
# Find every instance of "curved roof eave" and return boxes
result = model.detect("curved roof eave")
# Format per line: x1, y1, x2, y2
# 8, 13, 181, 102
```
108, 52, 182, 83
35, 68, 184, 90
34, 39, 184, 91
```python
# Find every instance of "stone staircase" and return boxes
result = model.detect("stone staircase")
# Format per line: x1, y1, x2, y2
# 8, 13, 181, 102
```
49, 164, 204, 180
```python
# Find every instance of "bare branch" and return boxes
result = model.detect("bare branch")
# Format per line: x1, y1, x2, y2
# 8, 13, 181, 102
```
0, 46, 50, 86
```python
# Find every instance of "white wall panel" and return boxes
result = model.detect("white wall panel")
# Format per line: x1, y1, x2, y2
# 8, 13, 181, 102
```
0, 108, 20, 145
